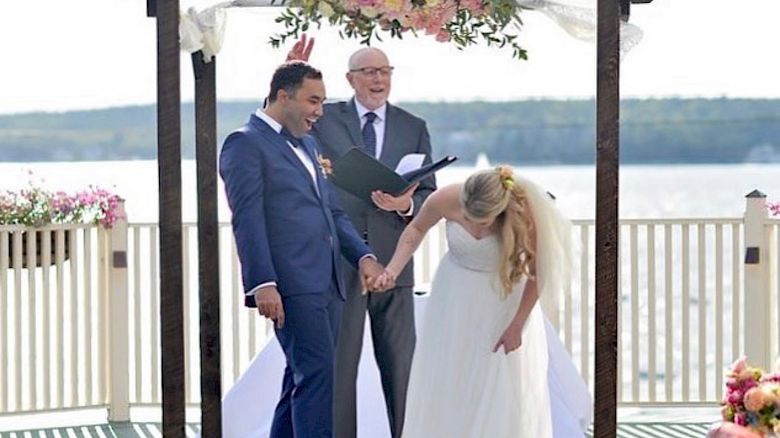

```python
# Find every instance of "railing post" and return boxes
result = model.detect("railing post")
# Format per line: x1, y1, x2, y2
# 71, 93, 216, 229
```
108, 200, 130, 422
743, 190, 773, 370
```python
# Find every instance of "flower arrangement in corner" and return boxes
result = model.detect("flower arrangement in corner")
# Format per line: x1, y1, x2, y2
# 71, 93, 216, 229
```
0, 182, 124, 229
270, 0, 529, 59
718, 357, 780, 437
769, 202, 780, 217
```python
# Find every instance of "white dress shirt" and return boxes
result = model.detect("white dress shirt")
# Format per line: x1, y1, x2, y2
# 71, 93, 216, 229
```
255, 109, 319, 193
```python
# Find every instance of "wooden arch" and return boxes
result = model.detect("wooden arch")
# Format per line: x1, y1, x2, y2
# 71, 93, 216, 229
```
146, 0, 651, 436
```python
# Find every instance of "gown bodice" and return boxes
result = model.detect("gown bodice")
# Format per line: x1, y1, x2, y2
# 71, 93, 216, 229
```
445, 221, 501, 273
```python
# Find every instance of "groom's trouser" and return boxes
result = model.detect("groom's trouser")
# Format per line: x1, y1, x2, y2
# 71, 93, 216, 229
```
271, 284, 343, 438
334, 268, 416, 438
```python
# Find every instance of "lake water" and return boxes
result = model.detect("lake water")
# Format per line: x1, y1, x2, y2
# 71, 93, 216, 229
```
0, 161, 778, 222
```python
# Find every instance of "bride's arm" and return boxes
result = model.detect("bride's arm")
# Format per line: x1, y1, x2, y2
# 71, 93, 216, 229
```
380, 185, 460, 283
494, 213, 539, 354
493, 279, 539, 354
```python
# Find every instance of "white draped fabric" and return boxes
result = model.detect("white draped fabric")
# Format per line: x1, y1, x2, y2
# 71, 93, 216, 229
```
219, 294, 592, 438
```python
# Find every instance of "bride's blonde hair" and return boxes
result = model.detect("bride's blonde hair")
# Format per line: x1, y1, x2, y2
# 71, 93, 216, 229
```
460, 165, 536, 297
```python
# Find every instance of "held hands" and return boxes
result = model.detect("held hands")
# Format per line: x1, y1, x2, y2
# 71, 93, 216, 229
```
286, 33, 314, 62
359, 257, 393, 293
493, 319, 524, 355
371, 183, 419, 213
374, 268, 398, 292
254, 286, 285, 329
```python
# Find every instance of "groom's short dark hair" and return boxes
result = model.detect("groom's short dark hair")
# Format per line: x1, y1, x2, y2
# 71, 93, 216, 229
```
268, 61, 323, 103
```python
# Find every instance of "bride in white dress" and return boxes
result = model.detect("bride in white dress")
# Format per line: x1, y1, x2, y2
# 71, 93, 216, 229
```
217, 165, 590, 438
376, 166, 578, 437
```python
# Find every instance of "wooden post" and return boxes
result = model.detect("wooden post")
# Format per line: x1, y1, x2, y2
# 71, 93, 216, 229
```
108, 201, 130, 422
743, 190, 773, 370
192, 51, 223, 436
153, 0, 186, 435
595, 0, 621, 436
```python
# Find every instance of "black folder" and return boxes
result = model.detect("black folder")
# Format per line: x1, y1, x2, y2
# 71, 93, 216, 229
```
328, 148, 457, 204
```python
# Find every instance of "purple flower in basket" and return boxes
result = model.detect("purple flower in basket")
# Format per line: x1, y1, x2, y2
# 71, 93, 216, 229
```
769, 202, 780, 217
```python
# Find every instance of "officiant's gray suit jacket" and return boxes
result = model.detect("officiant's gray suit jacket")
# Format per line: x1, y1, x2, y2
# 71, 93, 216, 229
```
312, 98, 436, 438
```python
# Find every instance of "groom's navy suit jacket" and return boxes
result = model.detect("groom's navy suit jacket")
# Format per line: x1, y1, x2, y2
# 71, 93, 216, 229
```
219, 114, 371, 307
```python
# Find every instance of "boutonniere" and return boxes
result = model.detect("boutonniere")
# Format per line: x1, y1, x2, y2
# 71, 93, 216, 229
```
317, 154, 333, 178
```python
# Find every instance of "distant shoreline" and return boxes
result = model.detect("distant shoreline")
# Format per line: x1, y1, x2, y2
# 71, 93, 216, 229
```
1, 98, 778, 164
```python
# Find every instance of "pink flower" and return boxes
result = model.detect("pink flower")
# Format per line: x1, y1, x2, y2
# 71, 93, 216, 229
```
768, 202, 780, 216
743, 387, 767, 411
708, 422, 763, 438
741, 378, 758, 392
763, 372, 780, 384
727, 390, 744, 406
732, 357, 748, 375
435, 29, 451, 42
734, 413, 747, 426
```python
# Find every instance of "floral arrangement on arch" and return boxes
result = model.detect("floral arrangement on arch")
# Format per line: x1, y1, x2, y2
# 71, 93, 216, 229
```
719, 357, 780, 436
270, 0, 528, 59
0, 178, 124, 229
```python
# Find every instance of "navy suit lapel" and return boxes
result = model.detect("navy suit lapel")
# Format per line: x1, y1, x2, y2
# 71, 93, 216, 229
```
250, 115, 321, 199
301, 138, 326, 201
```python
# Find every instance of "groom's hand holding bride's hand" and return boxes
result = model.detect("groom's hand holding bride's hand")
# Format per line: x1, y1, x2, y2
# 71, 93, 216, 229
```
254, 286, 285, 329
359, 257, 387, 294
374, 269, 398, 292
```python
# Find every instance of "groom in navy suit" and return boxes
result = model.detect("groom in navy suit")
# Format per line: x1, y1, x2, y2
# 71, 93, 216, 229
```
219, 61, 385, 438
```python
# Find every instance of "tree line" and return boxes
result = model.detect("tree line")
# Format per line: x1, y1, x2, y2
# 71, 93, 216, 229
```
1, 98, 778, 164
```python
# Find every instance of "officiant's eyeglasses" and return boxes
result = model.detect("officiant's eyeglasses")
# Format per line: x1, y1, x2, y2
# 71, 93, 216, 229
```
350, 66, 395, 77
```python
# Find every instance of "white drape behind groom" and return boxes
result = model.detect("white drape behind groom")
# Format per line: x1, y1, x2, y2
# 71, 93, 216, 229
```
221, 295, 592, 438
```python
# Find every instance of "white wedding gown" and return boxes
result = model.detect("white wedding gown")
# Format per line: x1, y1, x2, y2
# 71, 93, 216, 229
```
402, 221, 552, 437
219, 179, 591, 438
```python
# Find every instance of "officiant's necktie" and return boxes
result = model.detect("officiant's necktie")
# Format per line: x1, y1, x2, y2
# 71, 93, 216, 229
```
362, 112, 378, 158
280, 127, 304, 149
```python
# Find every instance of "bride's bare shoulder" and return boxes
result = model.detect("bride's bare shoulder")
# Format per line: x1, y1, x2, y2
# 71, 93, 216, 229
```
424, 184, 463, 217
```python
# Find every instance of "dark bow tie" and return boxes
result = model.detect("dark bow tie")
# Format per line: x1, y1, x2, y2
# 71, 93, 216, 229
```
280, 127, 304, 149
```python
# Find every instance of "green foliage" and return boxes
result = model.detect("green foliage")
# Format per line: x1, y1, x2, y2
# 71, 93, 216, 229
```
269, 0, 527, 59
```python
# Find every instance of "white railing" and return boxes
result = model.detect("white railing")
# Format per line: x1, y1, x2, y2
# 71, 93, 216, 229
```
0, 224, 112, 414
1, 193, 778, 419
564, 218, 745, 405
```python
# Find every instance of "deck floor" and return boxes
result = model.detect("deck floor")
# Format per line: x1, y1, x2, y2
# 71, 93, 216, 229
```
0, 422, 713, 437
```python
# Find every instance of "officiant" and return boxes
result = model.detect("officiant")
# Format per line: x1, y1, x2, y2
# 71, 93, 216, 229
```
287, 38, 436, 438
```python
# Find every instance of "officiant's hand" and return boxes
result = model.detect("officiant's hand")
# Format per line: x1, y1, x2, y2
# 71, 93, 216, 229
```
371, 183, 419, 213
493, 319, 524, 354
286, 33, 314, 62
359, 257, 386, 293
254, 286, 285, 329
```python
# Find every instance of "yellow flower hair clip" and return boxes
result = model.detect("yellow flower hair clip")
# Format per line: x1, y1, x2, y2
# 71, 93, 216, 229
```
496, 165, 514, 189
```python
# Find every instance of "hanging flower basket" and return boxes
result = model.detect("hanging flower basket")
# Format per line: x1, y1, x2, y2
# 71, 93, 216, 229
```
1, 180, 123, 269
7, 229, 72, 269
